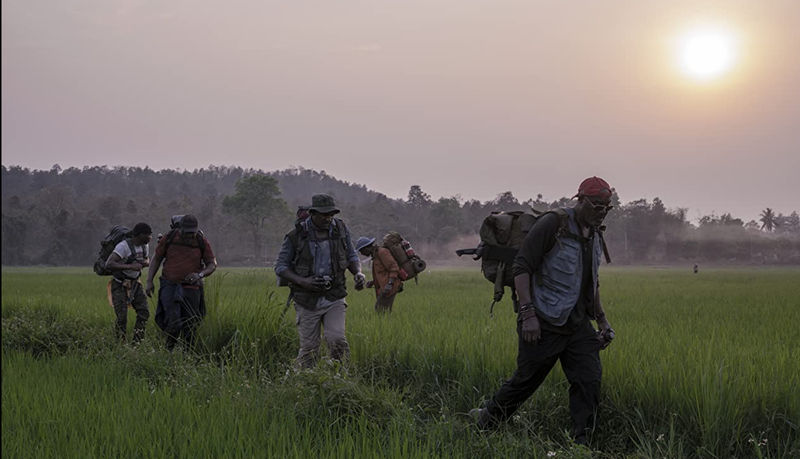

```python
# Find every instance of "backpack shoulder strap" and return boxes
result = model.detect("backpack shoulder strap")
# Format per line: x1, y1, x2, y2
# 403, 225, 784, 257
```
597, 226, 612, 264
546, 208, 571, 239
164, 229, 179, 251
164, 229, 206, 258
333, 218, 348, 241
196, 231, 207, 257
124, 238, 137, 263
288, 221, 308, 263
533, 208, 571, 287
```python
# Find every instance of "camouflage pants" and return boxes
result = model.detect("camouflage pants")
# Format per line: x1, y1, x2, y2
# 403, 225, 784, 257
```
111, 280, 149, 344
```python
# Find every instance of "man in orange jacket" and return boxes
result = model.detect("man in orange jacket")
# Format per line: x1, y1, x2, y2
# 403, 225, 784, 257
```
356, 237, 403, 313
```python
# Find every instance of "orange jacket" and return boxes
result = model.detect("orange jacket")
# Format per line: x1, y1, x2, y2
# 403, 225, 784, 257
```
372, 247, 402, 296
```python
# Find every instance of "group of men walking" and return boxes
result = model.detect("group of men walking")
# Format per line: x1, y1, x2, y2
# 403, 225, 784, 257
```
104, 214, 216, 351
103, 176, 616, 445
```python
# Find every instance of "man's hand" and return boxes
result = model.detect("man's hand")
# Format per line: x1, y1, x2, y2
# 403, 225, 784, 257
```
298, 276, 325, 292
596, 316, 615, 350
365, 280, 375, 289
354, 272, 366, 291
520, 311, 541, 344
139, 259, 150, 268
382, 283, 393, 296
130, 262, 144, 272
185, 273, 202, 284
145, 281, 155, 298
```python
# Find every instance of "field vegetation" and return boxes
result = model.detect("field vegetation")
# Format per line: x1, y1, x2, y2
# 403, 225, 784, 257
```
2, 267, 798, 458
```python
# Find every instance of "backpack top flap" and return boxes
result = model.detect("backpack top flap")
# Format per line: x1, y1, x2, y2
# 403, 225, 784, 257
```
481, 211, 525, 247
100, 226, 132, 257
382, 231, 404, 248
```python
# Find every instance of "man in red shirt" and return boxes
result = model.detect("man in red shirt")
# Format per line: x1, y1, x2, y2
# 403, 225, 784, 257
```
146, 214, 217, 351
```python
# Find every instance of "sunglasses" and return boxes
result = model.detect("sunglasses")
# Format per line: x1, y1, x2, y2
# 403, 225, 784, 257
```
586, 199, 614, 213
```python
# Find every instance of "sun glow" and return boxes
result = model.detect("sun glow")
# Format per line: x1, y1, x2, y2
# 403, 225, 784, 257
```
676, 25, 739, 82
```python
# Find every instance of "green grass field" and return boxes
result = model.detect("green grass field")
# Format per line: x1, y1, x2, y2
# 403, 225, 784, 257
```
2, 267, 798, 458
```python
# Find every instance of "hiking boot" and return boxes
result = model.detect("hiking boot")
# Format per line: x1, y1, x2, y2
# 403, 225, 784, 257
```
469, 407, 497, 430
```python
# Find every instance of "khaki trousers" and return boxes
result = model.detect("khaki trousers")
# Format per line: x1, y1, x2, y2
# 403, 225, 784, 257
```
294, 300, 349, 368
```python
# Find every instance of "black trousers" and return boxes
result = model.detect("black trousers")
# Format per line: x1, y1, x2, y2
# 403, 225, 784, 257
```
485, 320, 603, 440
155, 282, 205, 350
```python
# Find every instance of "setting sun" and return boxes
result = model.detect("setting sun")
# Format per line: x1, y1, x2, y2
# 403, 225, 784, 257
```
676, 25, 739, 82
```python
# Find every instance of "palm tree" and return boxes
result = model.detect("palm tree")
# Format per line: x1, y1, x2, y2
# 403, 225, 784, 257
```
759, 208, 778, 232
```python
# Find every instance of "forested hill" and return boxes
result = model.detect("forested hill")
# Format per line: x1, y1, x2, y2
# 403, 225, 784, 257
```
2, 165, 386, 266
2, 165, 382, 210
2, 164, 799, 267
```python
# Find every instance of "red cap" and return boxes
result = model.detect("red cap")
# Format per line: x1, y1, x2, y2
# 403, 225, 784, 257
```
574, 176, 612, 199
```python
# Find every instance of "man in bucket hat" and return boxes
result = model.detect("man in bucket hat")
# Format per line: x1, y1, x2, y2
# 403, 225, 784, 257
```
471, 177, 616, 446
355, 236, 404, 313
275, 194, 366, 368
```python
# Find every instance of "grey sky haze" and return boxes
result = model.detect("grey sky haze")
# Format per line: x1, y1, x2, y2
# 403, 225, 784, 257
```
3, 0, 799, 222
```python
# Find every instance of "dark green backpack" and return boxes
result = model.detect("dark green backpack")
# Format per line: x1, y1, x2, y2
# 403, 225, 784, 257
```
457, 209, 570, 317
93, 225, 134, 276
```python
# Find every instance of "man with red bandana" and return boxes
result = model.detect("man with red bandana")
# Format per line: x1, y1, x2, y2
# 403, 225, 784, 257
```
471, 177, 616, 446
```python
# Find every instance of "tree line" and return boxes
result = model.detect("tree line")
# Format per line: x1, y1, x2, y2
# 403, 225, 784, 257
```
2, 164, 799, 266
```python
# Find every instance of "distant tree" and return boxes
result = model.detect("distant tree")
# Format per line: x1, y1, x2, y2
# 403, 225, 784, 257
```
759, 208, 778, 232
406, 185, 432, 208
430, 197, 464, 243
97, 196, 122, 223
493, 191, 521, 210
406, 185, 432, 238
125, 199, 138, 215
1, 214, 29, 265
784, 212, 800, 233
2, 164, 798, 266
744, 220, 760, 231
222, 175, 292, 263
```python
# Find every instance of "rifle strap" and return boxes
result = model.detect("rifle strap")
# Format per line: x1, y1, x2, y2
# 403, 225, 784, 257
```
599, 231, 611, 264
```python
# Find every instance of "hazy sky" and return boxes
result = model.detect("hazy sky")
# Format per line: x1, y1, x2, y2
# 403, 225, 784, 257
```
3, 0, 799, 222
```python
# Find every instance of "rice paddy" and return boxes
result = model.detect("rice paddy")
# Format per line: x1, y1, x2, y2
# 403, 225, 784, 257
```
2, 267, 798, 458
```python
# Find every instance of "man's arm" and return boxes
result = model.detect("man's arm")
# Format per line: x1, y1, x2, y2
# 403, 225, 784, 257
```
594, 286, 614, 347
376, 248, 400, 280
376, 247, 400, 294
190, 237, 217, 281
105, 252, 143, 272
594, 286, 607, 319
342, 226, 365, 289
512, 213, 560, 306
186, 258, 217, 284
512, 213, 559, 343
145, 237, 168, 298
145, 253, 163, 298
274, 235, 324, 291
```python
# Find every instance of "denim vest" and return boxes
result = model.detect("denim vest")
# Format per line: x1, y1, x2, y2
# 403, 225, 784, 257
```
532, 208, 602, 326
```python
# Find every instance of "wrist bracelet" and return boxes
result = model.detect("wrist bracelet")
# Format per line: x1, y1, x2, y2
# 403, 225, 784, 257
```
518, 302, 535, 313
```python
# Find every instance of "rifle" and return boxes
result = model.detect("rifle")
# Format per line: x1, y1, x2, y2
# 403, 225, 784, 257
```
455, 245, 483, 260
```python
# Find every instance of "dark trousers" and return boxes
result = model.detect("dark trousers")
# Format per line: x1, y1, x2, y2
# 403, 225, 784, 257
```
155, 282, 205, 350
485, 320, 603, 441
110, 280, 149, 343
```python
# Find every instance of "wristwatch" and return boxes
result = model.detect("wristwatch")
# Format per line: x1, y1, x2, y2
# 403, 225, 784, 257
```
518, 302, 535, 313
199, 272, 204, 278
